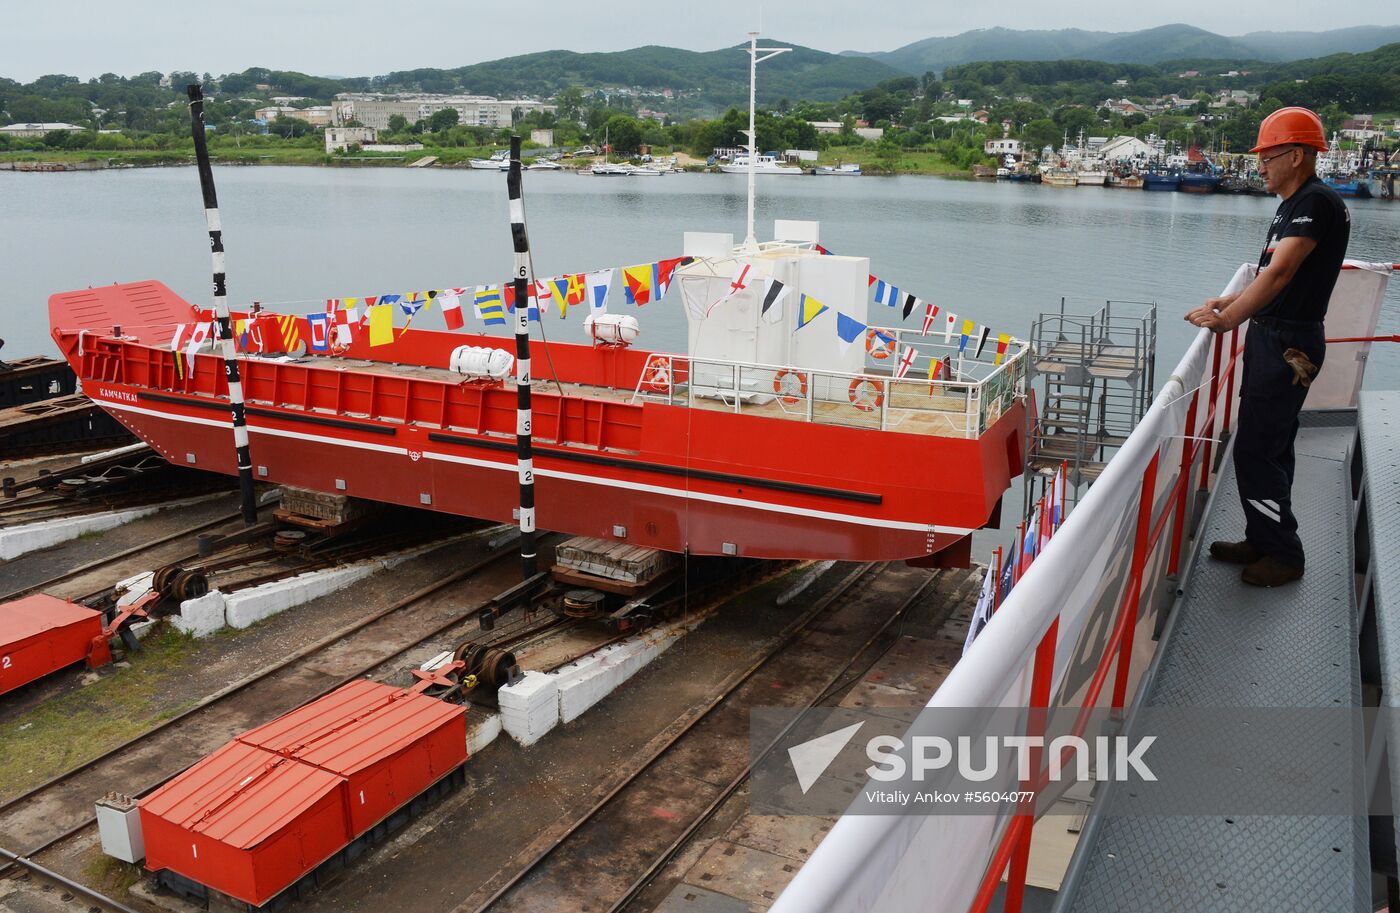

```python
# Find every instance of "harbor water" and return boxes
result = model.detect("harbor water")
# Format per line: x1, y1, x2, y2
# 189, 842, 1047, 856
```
3, 166, 1398, 383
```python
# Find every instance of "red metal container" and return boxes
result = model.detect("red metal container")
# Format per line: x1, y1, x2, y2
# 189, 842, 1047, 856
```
237, 678, 468, 834
0, 594, 104, 695
140, 741, 350, 907
139, 680, 467, 907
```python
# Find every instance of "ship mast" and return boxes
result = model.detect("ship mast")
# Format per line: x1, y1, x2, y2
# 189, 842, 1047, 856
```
742, 32, 790, 249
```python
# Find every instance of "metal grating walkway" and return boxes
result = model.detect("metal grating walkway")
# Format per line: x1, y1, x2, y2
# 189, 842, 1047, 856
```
1056, 412, 1370, 913
1357, 391, 1400, 881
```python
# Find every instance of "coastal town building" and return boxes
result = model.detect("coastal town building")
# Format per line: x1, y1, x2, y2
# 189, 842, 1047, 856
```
254, 105, 333, 126
1102, 98, 1146, 116
529, 129, 554, 147
331, 93, 555, 130
1342, 116, 1387, 143
1098, 134, 1156, 162
0, 122, 83, 138
808, 121, 843, 134
325, 126, 377, 152
984, 137, 1022, 156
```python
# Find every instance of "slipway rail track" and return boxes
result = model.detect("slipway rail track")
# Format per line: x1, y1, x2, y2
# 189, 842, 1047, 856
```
0, 536, 531, 883
457, 560, 977, 913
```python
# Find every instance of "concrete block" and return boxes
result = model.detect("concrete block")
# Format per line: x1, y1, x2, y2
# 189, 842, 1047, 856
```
555, 615, 704, 724
0, 506, 160, 561
466, 712, 502, 755
220, 536, 465, 631
498, 671, 559, 746
172, 590, 227, 638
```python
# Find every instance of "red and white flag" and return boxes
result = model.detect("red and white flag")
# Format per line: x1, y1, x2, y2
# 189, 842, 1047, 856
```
705, 263, 753, 317
944, 311, 957, 344
895, 345, 917, 379
440, 291, 465, 330
920, 301, 940, 336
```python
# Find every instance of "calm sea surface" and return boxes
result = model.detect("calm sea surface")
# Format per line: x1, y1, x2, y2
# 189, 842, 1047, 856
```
2, 166, 1397, 378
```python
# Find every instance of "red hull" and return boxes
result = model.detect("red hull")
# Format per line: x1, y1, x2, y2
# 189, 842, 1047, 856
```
50, 282, 1025, 563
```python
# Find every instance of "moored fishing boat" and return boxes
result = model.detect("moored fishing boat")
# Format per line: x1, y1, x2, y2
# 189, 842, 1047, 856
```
1143, 171, 1180, 191
815, 163, 862, 176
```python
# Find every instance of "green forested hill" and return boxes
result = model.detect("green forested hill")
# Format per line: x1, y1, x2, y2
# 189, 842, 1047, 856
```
854, 23, 1400, 75
376, 42, 904, 107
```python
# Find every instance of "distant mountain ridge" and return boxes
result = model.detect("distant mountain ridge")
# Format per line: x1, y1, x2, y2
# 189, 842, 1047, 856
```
847, 23, 1400, 74
376, 42, 904, 108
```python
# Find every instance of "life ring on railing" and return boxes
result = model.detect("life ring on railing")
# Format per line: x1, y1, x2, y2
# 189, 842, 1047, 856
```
848, 377, 884, 413
865, 328, 893, 360
772, 369, 808, 405
642, 361, 671, 393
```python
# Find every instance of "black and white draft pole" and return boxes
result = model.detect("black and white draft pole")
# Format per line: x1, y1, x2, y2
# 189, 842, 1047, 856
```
506, 135, 538, 579
187, 83, 258, 528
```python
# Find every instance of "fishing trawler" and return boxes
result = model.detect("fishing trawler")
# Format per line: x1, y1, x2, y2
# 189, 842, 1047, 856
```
45, 36, 1029, 567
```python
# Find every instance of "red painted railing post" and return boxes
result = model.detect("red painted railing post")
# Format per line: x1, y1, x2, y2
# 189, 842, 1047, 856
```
1221, 327, 1239, 442
1112, 451, 1159, 712
993, 546, 1004, 610
1199, 333, 1223, 487
1167, 390, 1199, 576
1005, 617, 1059, 913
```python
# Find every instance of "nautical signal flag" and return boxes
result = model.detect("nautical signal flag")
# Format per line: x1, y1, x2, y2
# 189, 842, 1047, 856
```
440, 292, 465, 330
873, 278, 900, 309
306, 312, 331, 353
795, 293, 828, 331
473, 285, 508, 326
920, 302, 940, 336
994, 333, 1010, 366
835, 311, 866, 351
622, 257, 685, 305
760, 277, 790, 324
368, 304, 394, 346
959, 319, 975, 354
895, 345, 917, 379
586, 269, 613, 316
944, 312, 957, 343
974, 325, 991, 359
546, 274, 587, 318
275, 315, 300, 351
901, 293, 919, 321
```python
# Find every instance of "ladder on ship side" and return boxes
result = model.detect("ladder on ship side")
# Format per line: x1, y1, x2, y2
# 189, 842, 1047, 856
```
1024, 298, 1156, 514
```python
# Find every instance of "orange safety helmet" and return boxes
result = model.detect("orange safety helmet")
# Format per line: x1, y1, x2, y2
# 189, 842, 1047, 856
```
1249, 106, 1328, 153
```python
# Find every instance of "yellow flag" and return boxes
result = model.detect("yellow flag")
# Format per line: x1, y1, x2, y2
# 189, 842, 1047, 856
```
994, 333, 1011, 366
369, 304, 393, 346
343, 297, 358, 310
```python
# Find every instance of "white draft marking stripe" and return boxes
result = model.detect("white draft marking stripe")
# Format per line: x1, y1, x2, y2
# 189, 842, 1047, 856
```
101, 400, 973, 536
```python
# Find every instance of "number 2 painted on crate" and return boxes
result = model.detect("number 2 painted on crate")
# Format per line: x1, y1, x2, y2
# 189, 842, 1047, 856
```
1, 656, 10, 670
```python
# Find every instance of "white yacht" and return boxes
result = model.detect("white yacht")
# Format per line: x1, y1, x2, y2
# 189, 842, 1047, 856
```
719, 154, 801, 175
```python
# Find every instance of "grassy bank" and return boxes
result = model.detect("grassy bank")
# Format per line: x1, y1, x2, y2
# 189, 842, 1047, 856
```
1, 144, 980, 175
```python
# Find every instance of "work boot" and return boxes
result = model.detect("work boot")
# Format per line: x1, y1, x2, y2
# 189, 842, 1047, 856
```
1209, 540, 1261, 565
1241, 555, 1304, 588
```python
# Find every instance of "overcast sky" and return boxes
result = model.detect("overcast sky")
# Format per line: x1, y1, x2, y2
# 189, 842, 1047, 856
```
4, 0, 1395, 83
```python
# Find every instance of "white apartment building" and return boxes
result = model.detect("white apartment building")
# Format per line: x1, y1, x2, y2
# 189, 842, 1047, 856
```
332, 93, 556, 130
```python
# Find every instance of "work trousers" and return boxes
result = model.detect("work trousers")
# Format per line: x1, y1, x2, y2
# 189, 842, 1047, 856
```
1233, 316, 1326, 568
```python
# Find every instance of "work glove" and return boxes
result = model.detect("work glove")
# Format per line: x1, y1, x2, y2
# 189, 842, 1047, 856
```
1283, 348, 1319, 388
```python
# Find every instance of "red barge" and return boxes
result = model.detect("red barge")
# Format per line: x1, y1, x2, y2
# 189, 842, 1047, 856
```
48, 240, 1027, 565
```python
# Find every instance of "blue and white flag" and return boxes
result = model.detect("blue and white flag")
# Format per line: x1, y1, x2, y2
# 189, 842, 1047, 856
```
306, 312, 330, 353
873, 279, 900, 309
835, 312, 866, 352
962, 562, 998, 656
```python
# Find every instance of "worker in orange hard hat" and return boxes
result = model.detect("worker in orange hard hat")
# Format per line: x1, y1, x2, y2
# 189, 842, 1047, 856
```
1185, 106, 1350, 587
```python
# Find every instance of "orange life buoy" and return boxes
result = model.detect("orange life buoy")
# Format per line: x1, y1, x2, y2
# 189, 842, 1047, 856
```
848, 377, 884, 413
642, 361, 671, 393
865, 328, 893, 360
772, 369, 808, 405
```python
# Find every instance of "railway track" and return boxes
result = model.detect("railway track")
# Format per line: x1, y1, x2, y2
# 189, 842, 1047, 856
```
0, 535, 533, 884
454, 560, 967, 913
